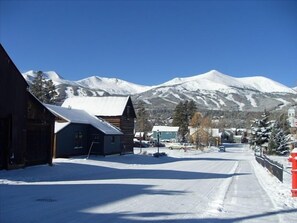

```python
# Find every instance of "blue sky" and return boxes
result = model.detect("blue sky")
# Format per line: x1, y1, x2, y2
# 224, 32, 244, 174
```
1, 0, 297, 86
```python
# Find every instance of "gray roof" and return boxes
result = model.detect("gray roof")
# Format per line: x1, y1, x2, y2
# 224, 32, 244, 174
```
45, 104, 123, 135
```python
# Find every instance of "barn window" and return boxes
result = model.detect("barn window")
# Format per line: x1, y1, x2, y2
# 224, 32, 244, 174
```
74, 131, 83, 149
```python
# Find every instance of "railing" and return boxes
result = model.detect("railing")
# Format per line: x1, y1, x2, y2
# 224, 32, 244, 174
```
255, 154, 284, 182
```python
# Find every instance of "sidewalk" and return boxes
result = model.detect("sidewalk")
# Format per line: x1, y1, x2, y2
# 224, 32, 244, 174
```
252, 155, 297, 222
218, 158, 282, 222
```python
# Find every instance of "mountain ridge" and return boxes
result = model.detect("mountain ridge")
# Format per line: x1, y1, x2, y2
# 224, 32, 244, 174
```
22, 70, 297, 112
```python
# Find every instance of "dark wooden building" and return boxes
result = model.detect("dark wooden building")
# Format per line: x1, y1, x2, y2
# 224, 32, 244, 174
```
46, 104, 123, 157
0, 44, 55, 170
62, 96, 136, 154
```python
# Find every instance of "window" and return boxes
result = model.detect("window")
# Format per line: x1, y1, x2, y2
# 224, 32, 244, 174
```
74, 131, 83, 149
111, 136, 115, 143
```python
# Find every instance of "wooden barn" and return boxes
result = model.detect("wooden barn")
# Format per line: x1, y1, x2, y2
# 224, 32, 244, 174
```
0, 44, 55, 170
62, 96, 136, 154
46, 104, 123, 157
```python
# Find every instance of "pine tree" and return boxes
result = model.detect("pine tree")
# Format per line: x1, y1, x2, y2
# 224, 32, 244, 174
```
270, 113, 291, 155
43, 79, 57, 104
172, 101, 187, 141
268, 122, 277, 154
30, 71, 44, 101
172, 100, 197, 142
135, 101, 152, 134
187, 100, 197, 122
29, 71, 57, 104
250, 110, 273, 151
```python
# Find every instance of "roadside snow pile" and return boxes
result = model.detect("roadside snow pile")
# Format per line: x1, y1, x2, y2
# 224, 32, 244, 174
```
251, 158, 297, 210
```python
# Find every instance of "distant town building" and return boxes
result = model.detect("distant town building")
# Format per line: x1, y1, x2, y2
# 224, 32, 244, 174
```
288, 107, 297, 128
152, 126, 179, 142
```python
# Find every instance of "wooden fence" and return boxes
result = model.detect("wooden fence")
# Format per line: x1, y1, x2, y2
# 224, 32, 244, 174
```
255, 154, 284, 182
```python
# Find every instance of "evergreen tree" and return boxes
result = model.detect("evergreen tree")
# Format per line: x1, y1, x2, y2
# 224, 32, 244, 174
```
187, 100, 197, 122
269, 113, 291, 155
172, 100, 197, 142
135, 101, 152, 134
30, 71, 44, 101
29, 71, 57, 104
268, 122, 277, 154
250, 110, 273, 150
278, 113, 291, 135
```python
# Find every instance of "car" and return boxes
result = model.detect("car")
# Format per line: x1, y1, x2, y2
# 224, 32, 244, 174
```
219, 145, 226, 152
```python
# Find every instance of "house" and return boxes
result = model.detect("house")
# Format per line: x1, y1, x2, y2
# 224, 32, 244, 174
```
62, 96, 136, 154
288, 107, 297, 128
152, 126, 179, 142
221, 129, 234, 143
0, 44, 55, 170
189, 127, 221, 146
46, 104, 123, 157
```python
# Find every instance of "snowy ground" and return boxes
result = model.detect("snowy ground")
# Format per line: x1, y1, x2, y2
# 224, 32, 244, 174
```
0, 144, 296, 222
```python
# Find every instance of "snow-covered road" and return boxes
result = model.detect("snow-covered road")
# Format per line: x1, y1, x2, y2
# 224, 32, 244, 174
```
1, 144, 296, 222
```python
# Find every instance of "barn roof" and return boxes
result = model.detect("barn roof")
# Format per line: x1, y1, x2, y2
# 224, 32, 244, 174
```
152, 126, 179, 132
61, 96, 133, 116
45, 104, 123, 135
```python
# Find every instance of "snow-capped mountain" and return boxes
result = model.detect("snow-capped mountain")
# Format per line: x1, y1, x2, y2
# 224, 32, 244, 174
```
159, 70, 295, 94
134, 70, 297, 112
22, 70, 297, 111
23, 70, 150, 99
77, 76, 151, 95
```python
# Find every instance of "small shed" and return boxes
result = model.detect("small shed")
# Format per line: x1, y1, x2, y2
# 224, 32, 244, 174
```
0, 44, 55, 170
62, 96, 136, 154
46, 104, 123, 157
152, 126, 179, 142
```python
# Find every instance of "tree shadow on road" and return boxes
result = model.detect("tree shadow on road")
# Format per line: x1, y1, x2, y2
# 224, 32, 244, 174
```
88, 153, 241, 165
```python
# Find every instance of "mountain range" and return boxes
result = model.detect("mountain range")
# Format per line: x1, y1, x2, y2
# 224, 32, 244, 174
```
23, 70, 297, 112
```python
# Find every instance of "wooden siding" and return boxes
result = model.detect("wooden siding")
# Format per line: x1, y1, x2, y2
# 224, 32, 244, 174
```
120, 116, 134, 153
0, 44, 55, 169
0, 44, 28, 169
26, 93, 55, 166
55, 123, 89, 158
55, 124, 121, 157
103, 135, 121, 155
26, 123, 53, 166
87, 125, 105, 156
0, 117, 12, 169
98, 116, 134, 153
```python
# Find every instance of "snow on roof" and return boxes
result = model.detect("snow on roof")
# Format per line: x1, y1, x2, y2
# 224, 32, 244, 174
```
152, 126, 179, 132
61, 96, 130, 116
45, 104, 123, 135
55, 122, 70, 133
